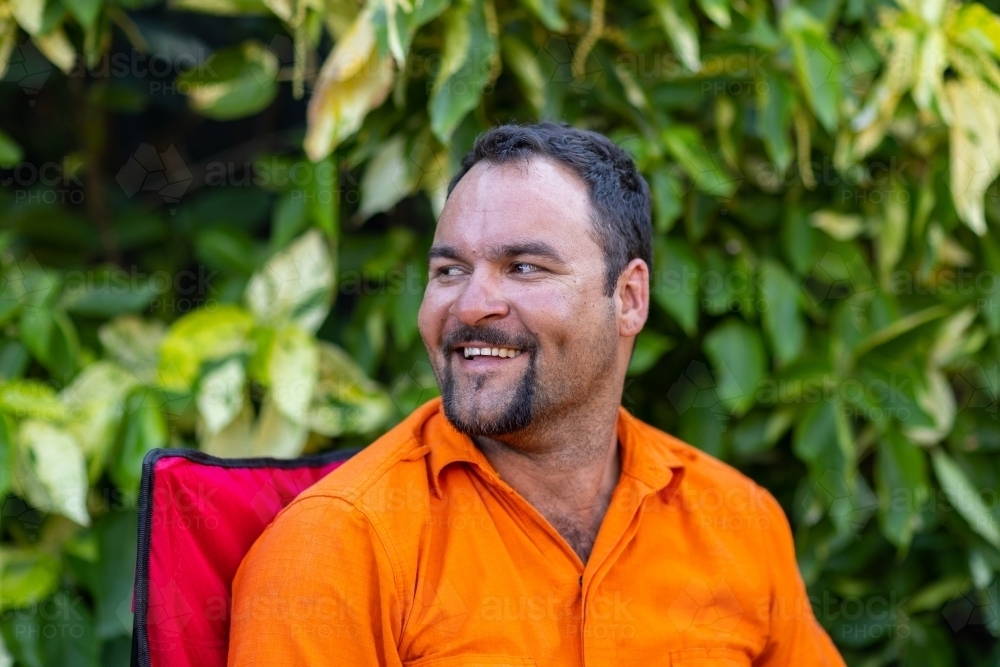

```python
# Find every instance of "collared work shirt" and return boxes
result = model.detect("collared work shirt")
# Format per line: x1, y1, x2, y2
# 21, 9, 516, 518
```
229, 398, 845, 666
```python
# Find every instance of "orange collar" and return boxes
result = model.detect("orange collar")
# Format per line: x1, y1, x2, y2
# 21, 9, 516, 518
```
405, 398, 686, 500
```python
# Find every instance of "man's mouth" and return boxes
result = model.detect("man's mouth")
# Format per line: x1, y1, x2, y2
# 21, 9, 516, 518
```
460, 346, 524, 359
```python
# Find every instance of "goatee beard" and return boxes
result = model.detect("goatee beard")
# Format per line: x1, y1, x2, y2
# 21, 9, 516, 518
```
440, 350, 538, 437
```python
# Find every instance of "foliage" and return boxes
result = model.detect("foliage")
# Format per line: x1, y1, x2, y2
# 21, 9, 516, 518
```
2, 0, 1000, 663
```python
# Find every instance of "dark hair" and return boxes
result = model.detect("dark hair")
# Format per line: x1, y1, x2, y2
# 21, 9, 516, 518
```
447, 122, 653, 296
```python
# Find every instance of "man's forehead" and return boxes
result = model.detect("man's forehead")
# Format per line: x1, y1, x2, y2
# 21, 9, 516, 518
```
435, 158, 594, 247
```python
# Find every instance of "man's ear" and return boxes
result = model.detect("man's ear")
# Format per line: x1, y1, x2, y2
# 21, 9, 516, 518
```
616, 258, 649, 337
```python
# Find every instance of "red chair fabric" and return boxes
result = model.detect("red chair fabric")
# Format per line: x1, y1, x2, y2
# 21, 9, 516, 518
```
130, 448, 356, 667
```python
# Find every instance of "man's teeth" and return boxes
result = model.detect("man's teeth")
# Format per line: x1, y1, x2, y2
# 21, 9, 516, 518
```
463, 347, 523, 358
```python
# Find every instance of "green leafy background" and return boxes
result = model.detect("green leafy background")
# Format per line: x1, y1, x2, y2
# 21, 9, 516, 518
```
2, 0, 1000, 663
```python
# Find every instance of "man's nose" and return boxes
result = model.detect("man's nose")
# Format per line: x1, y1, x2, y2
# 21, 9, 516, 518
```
449, 270, 509, 325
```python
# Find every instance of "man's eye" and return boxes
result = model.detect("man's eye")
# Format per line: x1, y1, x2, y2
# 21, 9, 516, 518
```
436, 266, 464, 277
513, 262, 538, 274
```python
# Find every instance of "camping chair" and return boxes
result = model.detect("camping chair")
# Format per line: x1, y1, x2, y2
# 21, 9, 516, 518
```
129, 447, 358, 667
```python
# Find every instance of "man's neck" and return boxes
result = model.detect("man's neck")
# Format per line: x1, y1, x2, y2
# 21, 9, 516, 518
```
472, 403, 623, 564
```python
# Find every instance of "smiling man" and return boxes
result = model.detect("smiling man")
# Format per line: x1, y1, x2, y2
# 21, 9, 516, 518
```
228, 123, 846, 666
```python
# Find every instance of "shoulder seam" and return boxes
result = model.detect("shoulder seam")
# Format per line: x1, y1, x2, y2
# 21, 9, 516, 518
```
282, 493, 407, 630
308, 434, 423, 504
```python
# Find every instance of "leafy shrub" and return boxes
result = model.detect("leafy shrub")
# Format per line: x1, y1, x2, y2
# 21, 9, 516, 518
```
2, 0, 1000, 663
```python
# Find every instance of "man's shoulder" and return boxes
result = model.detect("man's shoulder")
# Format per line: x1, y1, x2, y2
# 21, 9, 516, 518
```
629, 415, 784, 518
293, 399, 440, 509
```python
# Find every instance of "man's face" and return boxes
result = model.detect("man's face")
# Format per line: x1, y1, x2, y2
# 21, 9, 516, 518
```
417, 157, 624, 439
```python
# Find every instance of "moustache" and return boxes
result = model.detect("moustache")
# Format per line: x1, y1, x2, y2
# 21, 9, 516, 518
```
442, 324, 538, 354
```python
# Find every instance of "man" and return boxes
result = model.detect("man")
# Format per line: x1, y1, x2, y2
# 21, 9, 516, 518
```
228, 123, 846, 666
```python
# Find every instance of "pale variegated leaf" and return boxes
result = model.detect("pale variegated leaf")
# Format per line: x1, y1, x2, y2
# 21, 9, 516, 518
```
196, 358, 246, 435
358, 135, 419, 220
267, 325, 319, 423
32, 29, 75, 73
245, 229, 334, 332
305, 7, 395, 161
946, 79, 1000, 236
158, 305, 256, 392
250, 398, 308, 457
19, 420, 90, 526
59, 361, 137, 480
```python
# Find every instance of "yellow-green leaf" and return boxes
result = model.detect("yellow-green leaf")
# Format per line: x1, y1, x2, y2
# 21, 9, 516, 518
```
305, 7, 395, 161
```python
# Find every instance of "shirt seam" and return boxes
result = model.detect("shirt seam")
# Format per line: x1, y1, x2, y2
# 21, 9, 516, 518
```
331, 434, 423, 504
285, 493, 408, 646
353, 498, 407, 631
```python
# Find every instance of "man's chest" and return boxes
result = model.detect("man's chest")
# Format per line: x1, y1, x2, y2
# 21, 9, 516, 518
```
396, 490, 770, 666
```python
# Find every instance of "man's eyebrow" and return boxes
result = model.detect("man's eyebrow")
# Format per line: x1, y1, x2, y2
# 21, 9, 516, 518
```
428, 241, 567, 264
485, 241, 566, 264
428, 245, 461, 261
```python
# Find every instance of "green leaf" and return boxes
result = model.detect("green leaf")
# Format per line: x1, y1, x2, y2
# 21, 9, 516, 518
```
40, 592, 98, 667
781, 6, 841, 134
0, 380, 66, 422
756, 73, 794, 174
731, 408, 794, 457
661, 125, 739, 197
177, 41, 279, 121
10, 0, 47, 35
875, 431, 929, 549
931, 449, 1000, 548
270, 191, 309, 252
169, 0, 270, 14
877, 176, 909, 285
0, 340, 30, 380
0, 548, 60, 611
0, 415, 12, 497
309, 156, 339, 241
760, 259, 806, 366
627, 330, 675, 376
695, 0, 729, 28
703, 319, 767, 416
518, 0, 565, 30
501, 35, 547, 116
245, 229, 334, 333
33, 29, 77, 74
651, 0, 700, 72
158, 305, 256, 392
0, 129, 23, 167
110, 391, 167, 496
94, 510, 138, 639
652, 238, 700, 336
194, 228, 261, 274
267, 325, 319, 423
19, 420, 90, 526
428, 0, 498, 142
59, 361, 138, 480
62, 0, 102, 27
809, 210, 864, 240
60, 274, 160, 317
19, 307, 80, 383
196, 357, 246, 434
648, 166, 684, 233
98, 316, 165, 386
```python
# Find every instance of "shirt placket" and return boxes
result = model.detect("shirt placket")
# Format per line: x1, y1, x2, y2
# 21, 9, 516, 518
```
580, 474, 657, 666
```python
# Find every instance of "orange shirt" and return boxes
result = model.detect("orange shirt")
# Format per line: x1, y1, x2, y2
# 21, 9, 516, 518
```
229, 398, 845, 666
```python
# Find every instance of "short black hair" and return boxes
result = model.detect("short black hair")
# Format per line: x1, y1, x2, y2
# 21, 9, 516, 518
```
447, 122, 653, 296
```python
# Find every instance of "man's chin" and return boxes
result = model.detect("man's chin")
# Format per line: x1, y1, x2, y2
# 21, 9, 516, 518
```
441, 397, 533, 438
